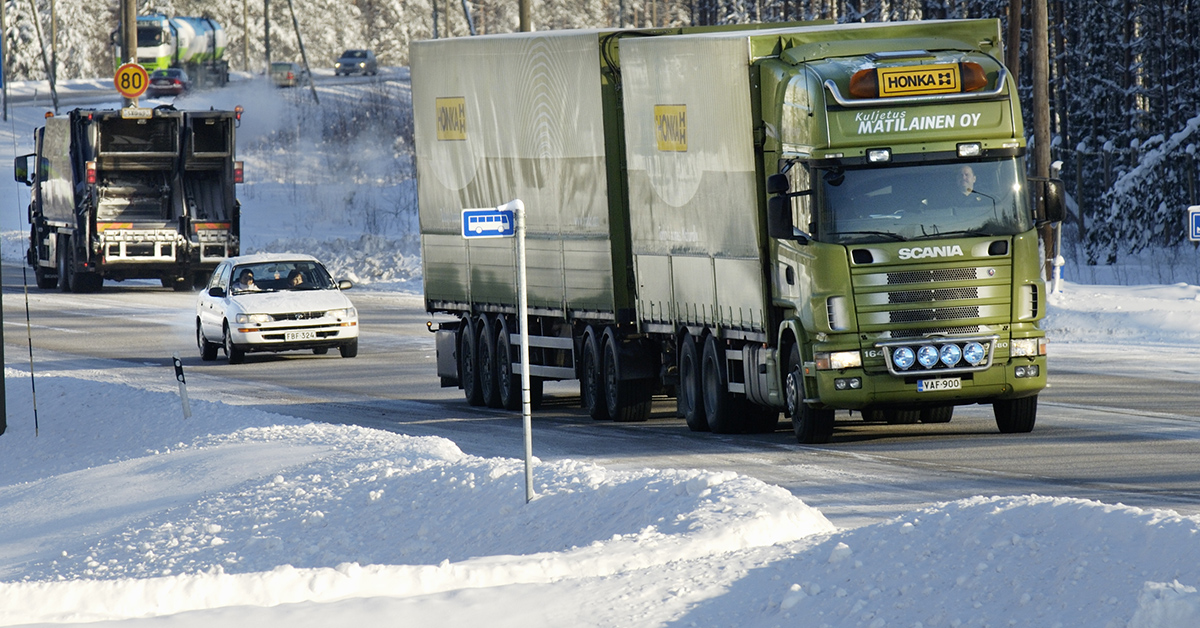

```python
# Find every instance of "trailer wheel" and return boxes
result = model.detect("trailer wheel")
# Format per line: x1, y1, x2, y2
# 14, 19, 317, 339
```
459, 320, 484, 406
197, 320, 219, 361
786, 344, 834, 444
920, 405, 954, 424
477, 318, 502, 409
603, 334, 651, 422
496, 320, 521, 411
677, 334, 708, 432
994, 395, 1037, 433
580, 330, 609, 420
701, 335, 737, 433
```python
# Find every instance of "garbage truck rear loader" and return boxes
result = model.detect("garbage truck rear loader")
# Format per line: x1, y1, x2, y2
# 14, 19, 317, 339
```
414, 19, 1063, 443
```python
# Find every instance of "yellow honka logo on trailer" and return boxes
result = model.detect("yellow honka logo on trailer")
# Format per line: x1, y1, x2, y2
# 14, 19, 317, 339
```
898, 244, 964, 260
436, 97, 467, 141
654, 105, 687, 152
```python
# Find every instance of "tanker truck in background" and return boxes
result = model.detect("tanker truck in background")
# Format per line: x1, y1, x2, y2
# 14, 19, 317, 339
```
413, 19, 1064, 444
115, 14, 229, 89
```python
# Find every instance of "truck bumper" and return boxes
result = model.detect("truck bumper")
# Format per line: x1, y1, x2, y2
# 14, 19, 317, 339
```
813, 355, 1047, 409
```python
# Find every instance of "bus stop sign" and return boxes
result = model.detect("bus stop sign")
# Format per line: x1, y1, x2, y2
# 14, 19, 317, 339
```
1190, 206, 1200, 242
462, 207, 515, 238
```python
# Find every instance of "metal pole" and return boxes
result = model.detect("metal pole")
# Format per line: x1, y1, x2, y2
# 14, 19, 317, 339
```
26, 0, 58, 113
122, 0, 136, 108
512, 199, 534, 504
264, 0, 271, 69
243, 0, 249, 71
285, 0, 318, 104
519, 0, 530, 32
1, 0, 8, 121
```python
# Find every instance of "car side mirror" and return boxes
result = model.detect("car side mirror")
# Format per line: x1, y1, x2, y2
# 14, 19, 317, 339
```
208, 286, 226, 298
338, 280, 353, 290
13, 154, 32, 186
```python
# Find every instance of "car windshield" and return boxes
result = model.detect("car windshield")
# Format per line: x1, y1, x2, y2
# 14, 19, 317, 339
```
815, 158, 1034, 244
342, 50, 366, 59
230, 261, 336, 295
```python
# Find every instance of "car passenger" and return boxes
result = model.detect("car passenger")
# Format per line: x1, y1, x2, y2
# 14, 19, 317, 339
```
287, 269, 307, 289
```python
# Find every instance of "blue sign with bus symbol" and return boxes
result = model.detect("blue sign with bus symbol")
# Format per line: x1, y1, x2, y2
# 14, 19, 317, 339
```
1191, 206, 1200, 242
462, 208, 515, 238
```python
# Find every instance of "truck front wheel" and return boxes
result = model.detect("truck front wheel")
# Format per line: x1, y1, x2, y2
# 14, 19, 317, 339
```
994, 396, 1037, 433
786, 344, 834, 444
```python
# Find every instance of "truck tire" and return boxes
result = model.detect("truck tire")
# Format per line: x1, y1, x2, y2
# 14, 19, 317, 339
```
677, 334, 708, 432
602, 333, 651, 422
920, 405, 954, 423
496, 321, 521, 411
57, 237, 71, 293
197, 320, 219, 361
477, 318, 502, 409
701, 335, 737, 433
884, 408, 921, 425
580, 330, 609, 420
459, 320, 484, 406
223, 322, 245, 364
994, 395, 1037, 433
786, 344, 834, 444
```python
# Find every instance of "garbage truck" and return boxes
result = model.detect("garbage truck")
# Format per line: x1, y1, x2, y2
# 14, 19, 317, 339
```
16, 106, 244, 292
412, 19, 1064, 444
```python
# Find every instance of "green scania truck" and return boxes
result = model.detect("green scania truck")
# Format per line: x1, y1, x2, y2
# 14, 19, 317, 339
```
413, 19, 1063, 444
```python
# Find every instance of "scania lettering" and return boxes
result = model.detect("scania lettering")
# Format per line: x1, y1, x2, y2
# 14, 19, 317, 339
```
412, 19, 1063, 444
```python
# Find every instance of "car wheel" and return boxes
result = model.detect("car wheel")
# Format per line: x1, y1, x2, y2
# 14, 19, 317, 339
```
223, 322, 245, 364
313, 347, 330, 355
197, 320, 218, 361
339, 339, 358, 358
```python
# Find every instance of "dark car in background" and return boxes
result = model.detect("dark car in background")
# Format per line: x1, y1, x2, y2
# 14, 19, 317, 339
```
335, 49, 377, 76
270, 62, 308, 87
147, 69, 191, 97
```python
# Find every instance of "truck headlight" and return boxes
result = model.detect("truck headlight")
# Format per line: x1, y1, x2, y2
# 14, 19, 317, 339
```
1010, 338, 1046, 357
815, 350, 862, 370
236, 313, 274, 324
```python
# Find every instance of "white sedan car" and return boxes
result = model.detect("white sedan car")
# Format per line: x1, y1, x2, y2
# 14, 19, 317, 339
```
196, 254, 359, 364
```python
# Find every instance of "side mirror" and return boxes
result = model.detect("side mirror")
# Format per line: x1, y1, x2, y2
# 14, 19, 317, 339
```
766, 173, 790, 196
767, 196, 794, 239
14, 154, 32, 186
338, 279, 353, 290
208, 286, 226, 298
1043, 179, 1065, 224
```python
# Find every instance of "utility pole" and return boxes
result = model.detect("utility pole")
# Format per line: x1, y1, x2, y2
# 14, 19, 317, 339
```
27, 0, 58, 113
1006, 0, 1021, 85
1032, 0, 1054, 280
519, 0, 529, 31
1, 0, 9, 121
285, 0, 318, 104
122, 0, 136, 107
264, 0, 271, 69
243, 0, 249, 71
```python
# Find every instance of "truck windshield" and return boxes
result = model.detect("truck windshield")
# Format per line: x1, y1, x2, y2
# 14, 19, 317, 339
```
137, 26, 165, 47
816, 158, 1033, 244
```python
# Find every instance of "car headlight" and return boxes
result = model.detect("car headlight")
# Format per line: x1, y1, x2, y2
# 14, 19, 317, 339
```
327, 307, 357, 320
359, 62, 366, 67
814, 350, 862, 370
1010, 338, 1045, 357
236, 313, 274, 324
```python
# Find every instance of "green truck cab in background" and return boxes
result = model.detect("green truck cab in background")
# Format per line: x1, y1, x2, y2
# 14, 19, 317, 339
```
413, 19, 1064, 444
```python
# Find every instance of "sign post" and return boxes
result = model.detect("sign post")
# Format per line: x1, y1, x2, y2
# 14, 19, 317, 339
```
462, 200, 534, 503
1189, 206, 1200, 242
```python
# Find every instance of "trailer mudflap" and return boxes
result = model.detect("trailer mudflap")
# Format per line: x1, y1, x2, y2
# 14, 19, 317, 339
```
435, 329, 460, 387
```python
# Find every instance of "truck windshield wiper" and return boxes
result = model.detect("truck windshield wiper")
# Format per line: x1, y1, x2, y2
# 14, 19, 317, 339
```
829, 230, 909, 242
921, 228, 993, 238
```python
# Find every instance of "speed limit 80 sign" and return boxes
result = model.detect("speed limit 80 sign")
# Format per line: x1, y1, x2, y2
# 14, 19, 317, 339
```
114, 63, 149, 99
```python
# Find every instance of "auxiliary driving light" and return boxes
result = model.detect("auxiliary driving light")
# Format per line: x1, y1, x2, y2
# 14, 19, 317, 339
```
917, 345, 939, 368
867, 148, 892, 163
892, 346, 915, 370
835, 377, 863, 391
963, 342, 986, 365
957, 142, 982, 158
939, 343, 962, 367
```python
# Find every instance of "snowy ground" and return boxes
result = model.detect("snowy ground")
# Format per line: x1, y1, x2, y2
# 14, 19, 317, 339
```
3, 78, 1200, 627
